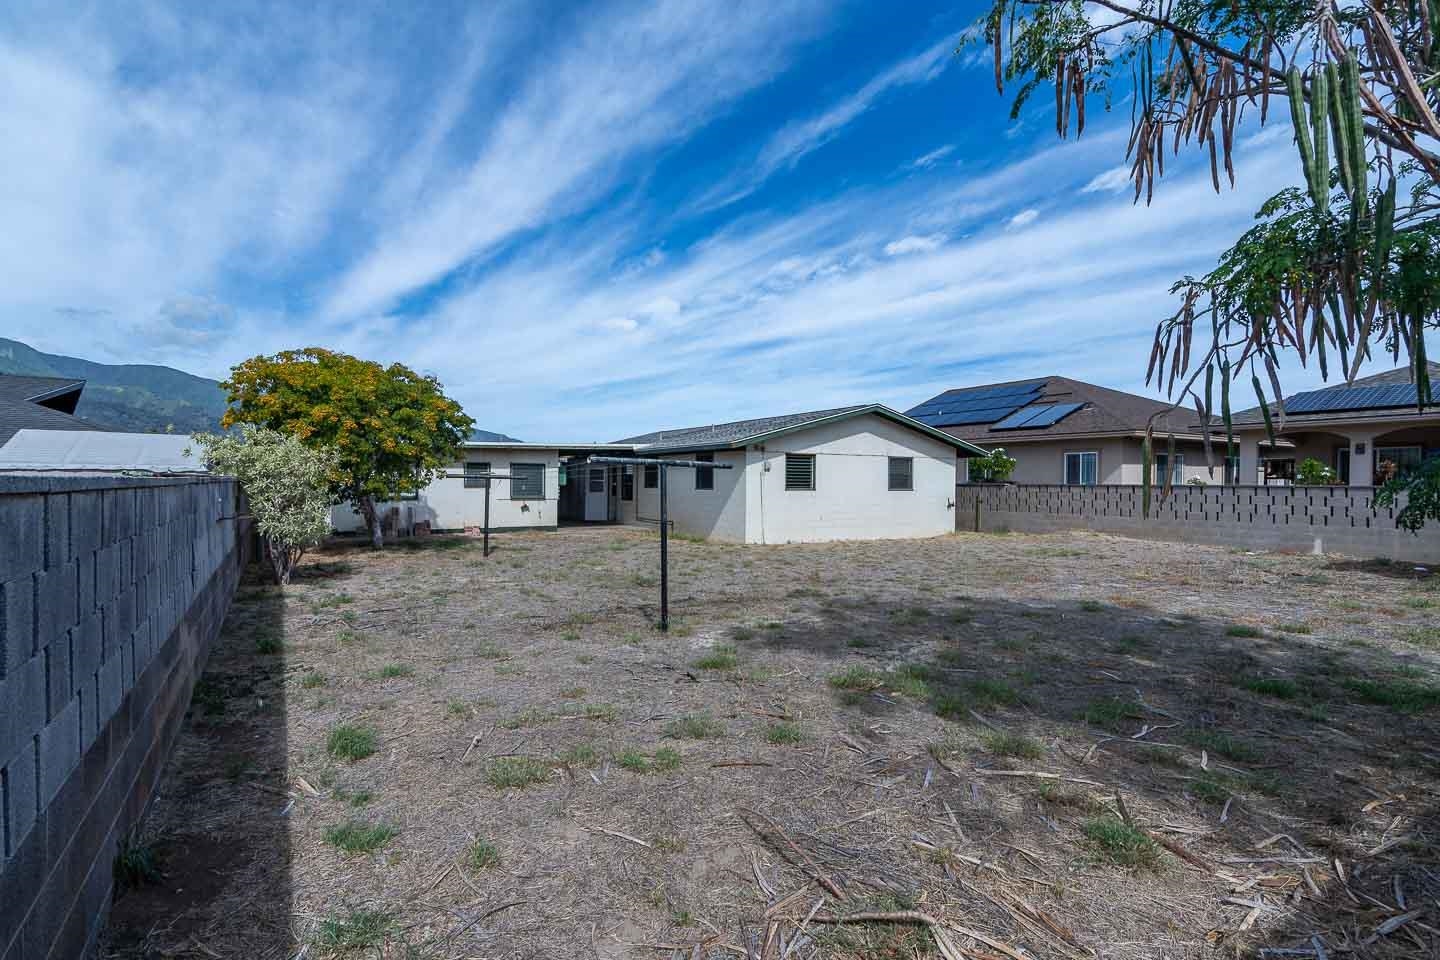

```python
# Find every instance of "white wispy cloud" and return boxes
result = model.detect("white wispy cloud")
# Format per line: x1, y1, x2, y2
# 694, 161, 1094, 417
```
884, 234, 946, 256
0, 2, 387, 372
1082, 164, 1132, 193
385, 120, 1303, 440
1007, 208, 1039, 227
321, 0, 827, 320
690, 31, 964, 213
910, 144, 956, 169
6, 1, 1391, 444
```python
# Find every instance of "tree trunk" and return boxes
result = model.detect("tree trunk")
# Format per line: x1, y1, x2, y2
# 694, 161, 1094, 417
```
358, 495, 384, 549
263, 537, 285, 585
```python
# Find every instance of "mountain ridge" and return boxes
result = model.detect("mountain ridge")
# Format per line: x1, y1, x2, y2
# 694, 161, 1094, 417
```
0, 338, 228, 434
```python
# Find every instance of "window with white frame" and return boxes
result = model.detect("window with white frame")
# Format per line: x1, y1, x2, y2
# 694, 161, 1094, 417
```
464, 461, 491, 489
887, 456, 914, 491
511, 463, 545, 499
785, 454, 816, 490
588, 468, 605, 493
1063, 451, 1098, 486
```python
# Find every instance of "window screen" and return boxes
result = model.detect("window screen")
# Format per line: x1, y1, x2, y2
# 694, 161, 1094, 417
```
511, 463, 545, 499
588, 468, 605, 493
1064, 452, 1097, 486
785, 454, 815, 490
888, 457, 914, 491
464, 461, 491, 489
694, 452, 714, 490
621, 467, 634, 501
643, 463, 658, 488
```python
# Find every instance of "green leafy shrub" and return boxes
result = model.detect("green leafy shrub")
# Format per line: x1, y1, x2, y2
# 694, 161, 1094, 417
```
189, 426, 337, 584
969, 447, 1018, 482
1296, 457, 1338, 485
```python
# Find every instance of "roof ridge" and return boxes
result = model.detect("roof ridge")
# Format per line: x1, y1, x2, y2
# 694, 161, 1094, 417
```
616, 403, 870, 444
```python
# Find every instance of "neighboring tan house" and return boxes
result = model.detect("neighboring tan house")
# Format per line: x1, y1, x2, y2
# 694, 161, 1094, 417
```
338, 406, 985, 543
1224, 362, 1440, 487
908, 376, 1220, 486
0, 374, 102, 449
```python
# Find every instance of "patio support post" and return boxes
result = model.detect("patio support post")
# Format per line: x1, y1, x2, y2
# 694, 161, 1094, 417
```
1238, 436, 1261, 485
1345, 432, 1376, 487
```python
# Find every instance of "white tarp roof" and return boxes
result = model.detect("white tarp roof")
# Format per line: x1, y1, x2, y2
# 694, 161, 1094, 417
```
0, 429, 206, 473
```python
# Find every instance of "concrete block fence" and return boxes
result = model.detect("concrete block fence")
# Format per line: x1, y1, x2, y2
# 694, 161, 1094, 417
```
955, 483, 1440, 563
0, 475, 247, 960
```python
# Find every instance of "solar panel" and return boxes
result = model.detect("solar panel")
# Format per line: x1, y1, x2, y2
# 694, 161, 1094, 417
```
931, 407, 1028, 426
990, 402, 1084, 430
1025, 401, 1084, 427
1284, 382, 1417, 414
990, 405, 1052, 430
907, 383, 1046, 426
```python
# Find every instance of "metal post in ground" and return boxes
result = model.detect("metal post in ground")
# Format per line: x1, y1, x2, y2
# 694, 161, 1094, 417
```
659, 463, 669, 630
484, 483, 492, 557
587, 455, 731, 632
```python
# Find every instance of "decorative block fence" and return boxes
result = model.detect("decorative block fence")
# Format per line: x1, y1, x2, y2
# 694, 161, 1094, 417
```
955, 483, 1439, 563
0, 475, 247, 960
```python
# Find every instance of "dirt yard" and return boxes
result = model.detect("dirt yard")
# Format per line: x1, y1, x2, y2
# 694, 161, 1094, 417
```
100, 527, 1439, 959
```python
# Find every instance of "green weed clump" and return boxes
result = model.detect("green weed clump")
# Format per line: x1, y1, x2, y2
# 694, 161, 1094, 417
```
326, 724, 378, 762
324, 821, 398, 854
764, 722, 804, 745
1082, 817, 1160, 868
486, 757, 552, 789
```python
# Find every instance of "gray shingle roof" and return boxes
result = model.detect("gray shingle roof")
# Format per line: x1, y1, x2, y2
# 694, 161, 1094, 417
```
0, 397, 104, 449
1228, 362, 1440, 426
615, 404, 985, 455
618, 405, 868, 450
0, 375, 85, 406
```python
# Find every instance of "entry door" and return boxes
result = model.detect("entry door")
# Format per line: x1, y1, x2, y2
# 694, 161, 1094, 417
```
584, 468, 608, 521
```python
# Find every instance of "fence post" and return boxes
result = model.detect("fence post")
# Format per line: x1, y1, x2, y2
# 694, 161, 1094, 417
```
974, 494, 982, 533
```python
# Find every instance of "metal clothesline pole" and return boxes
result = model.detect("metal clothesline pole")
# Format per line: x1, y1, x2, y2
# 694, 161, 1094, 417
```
588, 455, 732, 631
441, 470, 512, 557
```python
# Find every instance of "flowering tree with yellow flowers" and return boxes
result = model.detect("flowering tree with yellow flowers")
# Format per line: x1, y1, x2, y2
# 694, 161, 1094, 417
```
221, 348, 474, 548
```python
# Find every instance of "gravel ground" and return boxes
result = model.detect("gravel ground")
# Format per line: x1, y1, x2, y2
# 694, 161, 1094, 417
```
102, 526, 1440, 959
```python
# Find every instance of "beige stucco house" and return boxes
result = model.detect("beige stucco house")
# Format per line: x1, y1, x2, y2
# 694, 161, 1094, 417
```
909, 376, 1222, 486
334, 406, 984, 542
1224, 363, 1440, 487
913, 365, 1439, 490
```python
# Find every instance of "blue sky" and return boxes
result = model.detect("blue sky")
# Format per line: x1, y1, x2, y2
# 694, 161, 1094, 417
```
0, 0, 1415, 440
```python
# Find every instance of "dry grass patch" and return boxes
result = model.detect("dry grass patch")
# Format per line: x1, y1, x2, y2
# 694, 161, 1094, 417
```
107, 527, 1440, 960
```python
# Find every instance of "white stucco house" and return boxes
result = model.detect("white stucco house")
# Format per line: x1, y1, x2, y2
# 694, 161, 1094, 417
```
333, 407, 985, 543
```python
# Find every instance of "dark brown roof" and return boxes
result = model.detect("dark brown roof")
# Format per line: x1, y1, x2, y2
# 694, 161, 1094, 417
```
915, 376, 1196, 444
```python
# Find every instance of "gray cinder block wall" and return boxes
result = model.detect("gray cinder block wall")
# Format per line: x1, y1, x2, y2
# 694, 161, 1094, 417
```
955, 483, 1439, 563
0, 475, 246, 960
